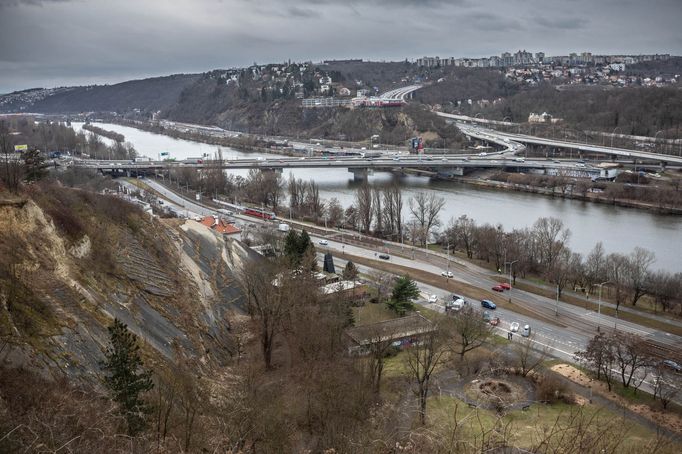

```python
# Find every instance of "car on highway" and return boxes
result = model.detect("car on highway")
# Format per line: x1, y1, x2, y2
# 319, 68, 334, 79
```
446, 298, 465, 312
499, 282, 512, 290
662, 359, 682, 373
489, 317, 500, 326
478, 152, 488, 157
553, 159, 561, 163
428, 294, 438, 303
481, 299, 496, 310
452, 294, 466, 303
318, 239, 329, 246
510, 322, 520, 332
441, 270, 454, 278
393, 156, 401, 161
492, 285, 505, 292
576, 163, 586, 168
378, 253, 390, 260
521, 325, 531, 337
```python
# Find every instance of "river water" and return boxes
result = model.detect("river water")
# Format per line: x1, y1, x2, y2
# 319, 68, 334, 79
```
72, 122, 682, 271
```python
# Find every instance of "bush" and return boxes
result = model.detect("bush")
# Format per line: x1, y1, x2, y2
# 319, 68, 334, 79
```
535, 373, 575, 404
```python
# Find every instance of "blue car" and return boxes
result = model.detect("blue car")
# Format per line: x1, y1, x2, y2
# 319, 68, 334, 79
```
481, 299, 496, 310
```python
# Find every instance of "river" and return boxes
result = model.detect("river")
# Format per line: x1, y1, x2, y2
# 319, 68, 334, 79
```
72, 122, 682, 271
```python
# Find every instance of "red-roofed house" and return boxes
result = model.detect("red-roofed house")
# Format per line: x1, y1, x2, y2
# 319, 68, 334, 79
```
199, 216, 241, 237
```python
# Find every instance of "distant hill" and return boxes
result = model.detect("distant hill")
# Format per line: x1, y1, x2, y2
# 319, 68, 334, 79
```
0, 73, 201, 114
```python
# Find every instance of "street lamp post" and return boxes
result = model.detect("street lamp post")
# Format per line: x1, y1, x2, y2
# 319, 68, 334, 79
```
611, 127, 622, 148
555, 284, 560, 317
595, 281, 611, 329
509, 260, 518, 287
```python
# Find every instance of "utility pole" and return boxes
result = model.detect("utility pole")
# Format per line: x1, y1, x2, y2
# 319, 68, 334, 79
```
555, 284, 559, 316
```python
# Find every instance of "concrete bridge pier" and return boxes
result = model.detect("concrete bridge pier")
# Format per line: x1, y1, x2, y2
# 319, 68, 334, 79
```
660, 161, 667, 172
349, 168, 373, 181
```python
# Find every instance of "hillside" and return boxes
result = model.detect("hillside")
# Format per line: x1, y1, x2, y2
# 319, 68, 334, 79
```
0, 182, 252, 379
0, 73, 201, 114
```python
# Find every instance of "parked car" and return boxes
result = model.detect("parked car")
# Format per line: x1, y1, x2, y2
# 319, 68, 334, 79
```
489, 317, 500, 326
499, 282, 512, 290
492, 285, 505, 292
428, 294, 438, 303
662, 359, 682, 373
510, 322, 520, 332
521, 325, 531, 337
318, 239, 329, 245
446, 298, 465, 312
441, 270, 454, 278
452, 294, 466, 303
378, 253, 390, 260
481, 300, 496, 310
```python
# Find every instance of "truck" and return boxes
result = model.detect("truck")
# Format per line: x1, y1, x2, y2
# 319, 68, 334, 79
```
278, 223, 291, 233
133, 157, 152, 163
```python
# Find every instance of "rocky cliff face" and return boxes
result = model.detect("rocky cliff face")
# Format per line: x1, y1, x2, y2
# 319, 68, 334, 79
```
0, 185, 252, 381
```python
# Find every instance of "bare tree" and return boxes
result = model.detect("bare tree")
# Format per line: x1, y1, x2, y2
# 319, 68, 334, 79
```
512, 333, 551, 377
627, 247, 655, 306
575, 332, 616, 391
606, 252, 630, 312
326, 197, 344, 228
532, 217, 571, 270
652, 365, 681, 409
405, 325, 448, 425
449, 306, 493, 359
381, 182, 403, 241
0, 121, 22, 193
409, 192, 445, 247
611, 332, 652, 388
355, 181, 373, 233
238, 259, 290, 369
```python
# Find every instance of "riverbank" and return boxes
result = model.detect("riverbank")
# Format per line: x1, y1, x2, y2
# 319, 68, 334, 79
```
443, 176, 682, 215
112, 119, 681, 215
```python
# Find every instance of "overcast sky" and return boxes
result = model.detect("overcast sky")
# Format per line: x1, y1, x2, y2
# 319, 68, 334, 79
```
1, 0, 680, 93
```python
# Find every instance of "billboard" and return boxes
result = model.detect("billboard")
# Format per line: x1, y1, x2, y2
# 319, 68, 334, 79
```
14, 144, 28, 152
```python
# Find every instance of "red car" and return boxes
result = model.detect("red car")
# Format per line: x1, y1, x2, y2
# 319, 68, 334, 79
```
499, 282, 512, 290
492, 285, 505, 292
489, 317, 500, 326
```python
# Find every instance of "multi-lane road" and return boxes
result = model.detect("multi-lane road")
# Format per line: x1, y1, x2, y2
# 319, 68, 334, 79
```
440, 112, 682, 165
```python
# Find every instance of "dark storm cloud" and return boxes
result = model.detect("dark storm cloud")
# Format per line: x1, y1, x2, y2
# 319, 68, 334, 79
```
0, 0, 680, 93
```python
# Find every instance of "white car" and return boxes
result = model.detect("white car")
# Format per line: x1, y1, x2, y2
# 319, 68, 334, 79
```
428, 294, 438, 303
510, 322, 520, 333
441, 270, 454, 278
318, 239, 329, 245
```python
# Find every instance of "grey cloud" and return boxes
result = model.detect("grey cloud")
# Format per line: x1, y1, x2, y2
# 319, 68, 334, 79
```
0, 0, 70, 8
533, 16, 589, 30
0, 0, 680, 93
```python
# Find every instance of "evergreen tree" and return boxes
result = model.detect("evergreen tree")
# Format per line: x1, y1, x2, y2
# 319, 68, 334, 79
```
284, 230, 300, 260
22, 148, 46, 182
342, 261, 359, 280
100, 318, 154, 435
388, 275, 420, 316
298, 229, 313, 257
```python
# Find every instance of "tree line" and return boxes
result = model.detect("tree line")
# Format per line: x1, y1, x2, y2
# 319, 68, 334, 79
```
442, 215, 682, 313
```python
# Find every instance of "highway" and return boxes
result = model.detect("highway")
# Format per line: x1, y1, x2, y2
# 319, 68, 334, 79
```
71, 153, 607, 176
379, 84, 423, 100
439, 112, 682, 165
131, 177, 682, 401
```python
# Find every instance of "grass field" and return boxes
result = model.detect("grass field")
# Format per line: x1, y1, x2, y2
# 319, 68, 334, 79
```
425, 395, 679, 452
